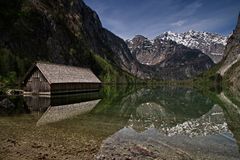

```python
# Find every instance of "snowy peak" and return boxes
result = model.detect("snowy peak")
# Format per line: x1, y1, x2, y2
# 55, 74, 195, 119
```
127, 30, 228, 66
126, 34, 213, 67
126, 32, 214, 79
159, 30, 227, 46
157, 30, 228, 63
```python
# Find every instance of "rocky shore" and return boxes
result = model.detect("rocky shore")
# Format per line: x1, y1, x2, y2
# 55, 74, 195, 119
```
0, 115, 101, 160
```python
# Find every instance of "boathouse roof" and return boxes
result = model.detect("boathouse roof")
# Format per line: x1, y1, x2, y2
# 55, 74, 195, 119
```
23, 62, 101, 84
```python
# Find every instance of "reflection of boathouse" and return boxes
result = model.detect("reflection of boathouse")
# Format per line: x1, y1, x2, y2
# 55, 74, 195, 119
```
22, 62, 101, 95
37, 99, 101, 126
24, 92, 102, 126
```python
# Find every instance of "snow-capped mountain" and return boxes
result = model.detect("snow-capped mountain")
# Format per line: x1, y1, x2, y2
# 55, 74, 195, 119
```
126, 35, 213, 80
158, 30, 228, 63
127, 30, 228, 64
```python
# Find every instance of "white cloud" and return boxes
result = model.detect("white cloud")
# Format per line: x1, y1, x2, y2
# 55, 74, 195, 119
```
171, 20, 186, 27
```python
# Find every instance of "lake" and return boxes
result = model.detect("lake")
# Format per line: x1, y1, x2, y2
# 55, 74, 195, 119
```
0, 85, 239, 160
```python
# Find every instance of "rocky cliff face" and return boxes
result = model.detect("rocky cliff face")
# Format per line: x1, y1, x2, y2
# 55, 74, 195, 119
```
127, 35, 214, 80
219, 14, 240, 89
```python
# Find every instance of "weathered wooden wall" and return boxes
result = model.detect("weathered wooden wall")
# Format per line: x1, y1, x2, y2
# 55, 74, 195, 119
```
24, 69, 50, 93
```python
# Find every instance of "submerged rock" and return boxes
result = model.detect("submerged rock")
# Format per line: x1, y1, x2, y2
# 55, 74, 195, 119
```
0, 98, 16, 115
0, 98, 15, 109
96, 127, 240, 160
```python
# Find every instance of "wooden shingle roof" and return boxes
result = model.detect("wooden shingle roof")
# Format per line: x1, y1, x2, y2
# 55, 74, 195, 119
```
33, 62, 101, 84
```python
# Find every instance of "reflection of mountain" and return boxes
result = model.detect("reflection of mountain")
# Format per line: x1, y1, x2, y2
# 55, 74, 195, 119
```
94, 87, 214, 132
121, 89, 229, 137
135, 87, 213, 118
24, 92, 102, 125
94, 87, 240, 159
155, 105, 229, 137
94, 87, 214, 122
217, 91, 240, 152
226, 85, 240, 109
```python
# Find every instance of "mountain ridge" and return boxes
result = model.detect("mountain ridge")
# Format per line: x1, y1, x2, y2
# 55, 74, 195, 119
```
126, 35, 214, 80
127, 30, 228, 63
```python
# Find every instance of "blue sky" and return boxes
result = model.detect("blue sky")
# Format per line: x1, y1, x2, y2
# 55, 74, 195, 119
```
84, 0, 240, 40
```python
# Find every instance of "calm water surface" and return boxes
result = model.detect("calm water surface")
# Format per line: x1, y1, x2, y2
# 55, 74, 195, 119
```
0, 86, 239, 160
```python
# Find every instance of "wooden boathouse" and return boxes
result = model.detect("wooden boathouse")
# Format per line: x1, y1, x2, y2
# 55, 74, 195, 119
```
22, 62, 101, 95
